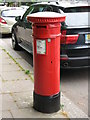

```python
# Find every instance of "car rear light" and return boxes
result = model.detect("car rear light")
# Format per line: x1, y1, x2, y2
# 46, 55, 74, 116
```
60, 57, 68, 60
61, 30, 79, 44
0, 17, 7, 24
60, 55, 68, 60
61, 30, 67, 35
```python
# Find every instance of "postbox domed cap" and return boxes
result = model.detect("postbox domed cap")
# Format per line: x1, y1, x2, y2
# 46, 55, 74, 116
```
27, 12, 66, 23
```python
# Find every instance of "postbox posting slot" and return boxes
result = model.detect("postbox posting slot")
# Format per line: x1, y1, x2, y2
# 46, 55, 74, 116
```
36, 25, 47, 29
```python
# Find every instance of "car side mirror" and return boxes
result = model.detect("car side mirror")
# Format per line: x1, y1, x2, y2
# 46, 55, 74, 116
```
15, 16, 21, 22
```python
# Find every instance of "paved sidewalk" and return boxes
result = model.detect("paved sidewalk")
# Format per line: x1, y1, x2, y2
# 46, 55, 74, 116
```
0, 43, 88, 119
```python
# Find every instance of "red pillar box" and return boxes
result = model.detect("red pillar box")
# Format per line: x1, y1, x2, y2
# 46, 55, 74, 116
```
27, 12, 65, 113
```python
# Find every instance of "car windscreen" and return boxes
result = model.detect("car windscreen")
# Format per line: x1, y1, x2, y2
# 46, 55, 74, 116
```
30, 5, 60, 14
1, 9, 25, 17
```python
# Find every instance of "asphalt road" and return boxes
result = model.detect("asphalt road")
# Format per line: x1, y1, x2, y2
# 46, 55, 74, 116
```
0, 35, 88, 114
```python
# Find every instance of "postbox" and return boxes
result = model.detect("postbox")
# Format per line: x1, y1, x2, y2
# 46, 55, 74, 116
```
27, 12, 66, 113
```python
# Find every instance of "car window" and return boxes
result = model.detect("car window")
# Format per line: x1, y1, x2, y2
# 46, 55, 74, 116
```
31, 5, 46, 13
22, 4, 60, 22
30, 5, 60, 13
22, 5, 34, 22
22, 5, 52, 22
1, 9, 25, 17
60, 6, 90, 27
64, 6, 90, 13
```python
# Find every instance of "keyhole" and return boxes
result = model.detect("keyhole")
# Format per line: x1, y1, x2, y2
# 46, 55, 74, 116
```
51, 61, 52, 64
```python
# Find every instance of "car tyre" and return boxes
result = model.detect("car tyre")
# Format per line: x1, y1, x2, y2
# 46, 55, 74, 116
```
12, 31, 20, 50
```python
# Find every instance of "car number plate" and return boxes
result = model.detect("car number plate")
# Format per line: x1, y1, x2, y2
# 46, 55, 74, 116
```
85, 34, 90, 43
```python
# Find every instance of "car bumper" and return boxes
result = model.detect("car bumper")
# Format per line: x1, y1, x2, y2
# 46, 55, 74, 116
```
60, 44, 90, 69
60, 56, 90, 69
0, 24, 12, 34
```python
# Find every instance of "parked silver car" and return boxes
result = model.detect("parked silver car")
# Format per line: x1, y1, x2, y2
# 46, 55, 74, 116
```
0, 7, 25, 34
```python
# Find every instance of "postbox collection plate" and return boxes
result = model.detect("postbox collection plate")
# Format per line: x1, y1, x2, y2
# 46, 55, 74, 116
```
36, 40, 46, 54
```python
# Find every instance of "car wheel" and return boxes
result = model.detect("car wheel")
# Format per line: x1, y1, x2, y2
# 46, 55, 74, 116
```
12, 31, 20, 50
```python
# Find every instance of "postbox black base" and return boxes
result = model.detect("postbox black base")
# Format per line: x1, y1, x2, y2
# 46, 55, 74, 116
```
33, 92, 60, 113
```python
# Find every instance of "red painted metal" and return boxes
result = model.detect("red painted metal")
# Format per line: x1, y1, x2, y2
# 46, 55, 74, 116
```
27, 12, 66, 96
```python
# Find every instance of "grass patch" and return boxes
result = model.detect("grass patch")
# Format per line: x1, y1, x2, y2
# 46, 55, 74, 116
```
25, 70, 30, 75
60, 104, 64, 111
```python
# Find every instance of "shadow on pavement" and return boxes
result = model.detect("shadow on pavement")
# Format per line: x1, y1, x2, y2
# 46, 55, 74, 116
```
16, 49, 33, 67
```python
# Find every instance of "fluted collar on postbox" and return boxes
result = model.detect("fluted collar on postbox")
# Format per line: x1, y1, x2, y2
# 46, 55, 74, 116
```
27, 12, 66, 23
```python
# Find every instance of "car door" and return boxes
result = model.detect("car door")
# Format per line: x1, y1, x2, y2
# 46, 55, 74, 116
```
17, 5, 34, 53
20, 4, 48, 53
24, 4, 53, 52
16, 17, 26, 45
22, 14, 33, 53
18, 4, 55, 53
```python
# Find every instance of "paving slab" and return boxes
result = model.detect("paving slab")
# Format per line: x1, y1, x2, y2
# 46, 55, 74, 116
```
1, 71, 30, 81
16, 59, 33, 74
0, 50, 2, 57
11, 92, 68, 118
0, 64, 21, 72
0, 52, 10, 59
61, 93, 88, 118
0, 89, 2, 94
2, 110, 13, 118
2, 80, 33, 94
0, 39, 22, 59
0, 57, 15, 65
12, 91, 88, 118
0, 39, 89, 119
0, 50, 11, 66
5, 49, 22, 59
2, 94, 18, 111
0, 76, 2, 90
30, 73, 34, 80
0, 111, 2, 120
0, 80, 2, 93
0, 51, 2, 73
0, 94, 2, 111
0, 46, 2, 50
0, 90, 2, 94
11, 108, 66, 118
12, 92, 33, 109
0, 67, 2, 75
